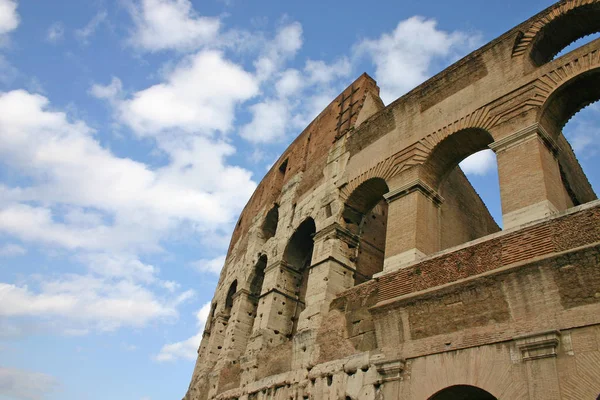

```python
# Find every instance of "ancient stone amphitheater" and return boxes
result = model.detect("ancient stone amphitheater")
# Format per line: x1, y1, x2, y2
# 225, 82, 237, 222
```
184, 1, 600, 399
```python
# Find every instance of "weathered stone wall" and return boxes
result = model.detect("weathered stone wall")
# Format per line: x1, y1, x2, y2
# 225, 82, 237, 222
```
184, 1, 600, 399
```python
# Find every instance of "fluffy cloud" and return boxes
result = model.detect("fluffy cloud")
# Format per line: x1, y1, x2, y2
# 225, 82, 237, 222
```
0, 0, 19, 36
191, 255, 225, 275
0, 274, 193, 332
117, 50, 258, 136
355, 16, 480, 103
459, 149, 497, 176
0, 88, 257, 335
239, 99, 289, 143
155, 302, 211, 361
254, 22, 303, 81
128, 0, 220, 52
0, 367, 59, 400
0, 90, 256, 253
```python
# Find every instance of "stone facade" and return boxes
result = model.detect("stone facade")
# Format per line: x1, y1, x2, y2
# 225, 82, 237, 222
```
184, 1, 600, 399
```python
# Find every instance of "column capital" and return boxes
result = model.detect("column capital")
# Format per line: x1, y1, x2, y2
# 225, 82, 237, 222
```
384, 179, 444, 206
313, 221, 359, 247
490, 123, 558, 155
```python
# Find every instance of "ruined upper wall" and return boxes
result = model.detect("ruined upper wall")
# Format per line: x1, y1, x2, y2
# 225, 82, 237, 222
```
225, 74, 381, 257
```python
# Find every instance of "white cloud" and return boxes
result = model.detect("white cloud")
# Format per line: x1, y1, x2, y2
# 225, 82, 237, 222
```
459, 149, 496, 176
191, 255, 225, 275
89, 76, 122, 100
355, 16, 479, 103
0, 243, 26, 257
46, 22, 64, 43
0, 274, 193, 332
254, 22, 303, 81
0, 0, 19, 36
118, 50, 258, 136
239, 99, 289, 143
75, 11, 107, 45
0, 367, 59, 400
128, 0, 220, 52
275, 69, 302, 97
0, 90, 257, 253
304, 58, 351, 84
155, 302, 211, 361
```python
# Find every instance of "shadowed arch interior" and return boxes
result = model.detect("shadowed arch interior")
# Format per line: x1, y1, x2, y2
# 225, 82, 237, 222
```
225, 280, 237, 312
283, 218, 316, 335
262, 205, 279, 240
529, 3, 600, 66
422, 128, 495, 190
541, 69, 600, 132
343, 178, 389, 285
428, 385, 497, 400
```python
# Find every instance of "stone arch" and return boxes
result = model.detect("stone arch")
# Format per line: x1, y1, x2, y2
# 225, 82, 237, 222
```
540, 67, 600, 133
421, 127, 501, 250
513, 0, 600, 65
262, 205, 279, 240
283, 217, 316, 335
342, 178, 389, 284
428, 385, 497, 400
421, 128, 495, 190
249, 254, 268, 298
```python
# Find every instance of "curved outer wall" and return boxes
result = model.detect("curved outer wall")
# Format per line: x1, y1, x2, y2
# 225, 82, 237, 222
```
186, 1, 600, 399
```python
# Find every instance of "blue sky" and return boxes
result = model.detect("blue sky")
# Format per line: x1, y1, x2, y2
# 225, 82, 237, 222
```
0, 1, 598, 399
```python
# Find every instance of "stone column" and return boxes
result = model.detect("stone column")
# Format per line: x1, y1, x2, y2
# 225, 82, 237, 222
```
382, 180, 444, 273
203, 313, 230, 365
219, 289, 257, 363
252, 260, 304, 341
491, 123, 567, 229
296, 222, 357, 333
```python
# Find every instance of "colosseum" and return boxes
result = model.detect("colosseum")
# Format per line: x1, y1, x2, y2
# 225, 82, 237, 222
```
184, 1, 600, 399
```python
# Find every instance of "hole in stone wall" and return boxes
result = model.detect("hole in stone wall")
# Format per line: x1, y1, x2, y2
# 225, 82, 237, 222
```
279, 158, 289, 174
327, 375, 333, 386
262, 205, 279, 240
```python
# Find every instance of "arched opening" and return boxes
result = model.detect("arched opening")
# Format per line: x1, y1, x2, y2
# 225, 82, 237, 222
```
529, 3, 600, 66
423, 128, 501, 251
283, 218, 316, 336
250, 255, 267, 298
248, 254, 267, 334
225, 280, 237, 314
428, 385, 497, 400
343, 178, 389, 285
539, 70, 599, 207
262, 205, 279, 240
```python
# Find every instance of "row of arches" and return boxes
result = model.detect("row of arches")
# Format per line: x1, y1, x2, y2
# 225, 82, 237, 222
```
205, 6, 600, 363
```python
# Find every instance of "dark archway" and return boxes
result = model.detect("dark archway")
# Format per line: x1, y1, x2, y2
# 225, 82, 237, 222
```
529, 3, 600, 66
283, 218, 316, 335
343, 178, 389, 285
225, 280, 237, 313
428, 385, 497, 400
262, 205, 279, 240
